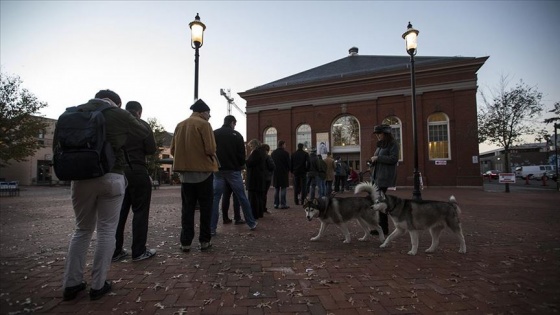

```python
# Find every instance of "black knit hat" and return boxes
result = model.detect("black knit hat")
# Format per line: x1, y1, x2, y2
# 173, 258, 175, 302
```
373, 124, 392, 134
95, 89, 121, 106
190, 99, 210, 112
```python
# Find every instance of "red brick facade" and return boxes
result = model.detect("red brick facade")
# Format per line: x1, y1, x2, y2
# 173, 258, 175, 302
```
240, 55, 488, 187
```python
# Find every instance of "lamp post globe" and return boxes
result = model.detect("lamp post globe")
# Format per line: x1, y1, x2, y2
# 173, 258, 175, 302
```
189, 13, 206, 101
402, 22, 422, 200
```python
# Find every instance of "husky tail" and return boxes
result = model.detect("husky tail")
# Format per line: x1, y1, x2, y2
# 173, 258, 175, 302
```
449, 195, 462, 215
354, 182, 381, 203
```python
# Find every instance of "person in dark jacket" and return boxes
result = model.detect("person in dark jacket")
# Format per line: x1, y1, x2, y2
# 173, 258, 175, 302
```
334, 156, 349, 193
271, 140, 290, 209
211, 115, 257, 235
317, 154, 327, 197
261, 144, 275, 213
246, 139, 267, 219
290, 143, 310, 205
61, 89, 150, 301
113, 101, 157, 263
370, 124, 399, 235
306, 149, 320, 199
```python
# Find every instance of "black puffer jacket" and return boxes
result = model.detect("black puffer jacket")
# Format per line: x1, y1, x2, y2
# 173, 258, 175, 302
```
214, 124, 246, 171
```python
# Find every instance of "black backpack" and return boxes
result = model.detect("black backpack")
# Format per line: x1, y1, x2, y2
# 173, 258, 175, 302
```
53, 102, 116, 181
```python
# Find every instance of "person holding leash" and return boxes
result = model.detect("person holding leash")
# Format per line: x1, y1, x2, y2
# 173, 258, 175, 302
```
369, 124, 399, 235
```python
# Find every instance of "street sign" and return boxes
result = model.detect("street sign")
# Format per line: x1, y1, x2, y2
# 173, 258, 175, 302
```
499, 173, 516, 183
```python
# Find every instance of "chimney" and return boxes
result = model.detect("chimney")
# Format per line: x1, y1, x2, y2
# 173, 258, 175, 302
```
348, 47, 359, 56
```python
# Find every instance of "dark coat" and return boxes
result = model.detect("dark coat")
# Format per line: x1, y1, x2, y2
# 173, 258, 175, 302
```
371, 140, 399, 188
271, 147, 290, 188
214, 124, 246, 171
265, 155, 275, 182
291, 149, 310, 176
246, 146, 267, 192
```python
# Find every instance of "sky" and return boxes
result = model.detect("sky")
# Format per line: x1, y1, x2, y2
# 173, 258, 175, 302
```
1, 1, 559, 153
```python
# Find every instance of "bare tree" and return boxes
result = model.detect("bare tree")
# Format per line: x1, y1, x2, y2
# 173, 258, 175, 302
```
543, 101, 560, 125
0, 71, 48, 167
478, 76, 543, 192
146, 117, 166, 180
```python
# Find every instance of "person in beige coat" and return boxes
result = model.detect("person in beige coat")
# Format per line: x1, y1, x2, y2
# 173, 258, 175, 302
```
324, 152, 336, 195
171, 99, 218, 252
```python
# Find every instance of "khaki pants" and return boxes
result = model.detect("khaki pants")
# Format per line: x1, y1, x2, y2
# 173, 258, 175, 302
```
63, 173, 126, 290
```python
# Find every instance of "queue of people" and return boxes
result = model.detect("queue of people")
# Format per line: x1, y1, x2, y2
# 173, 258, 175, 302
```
60, 92, 386, 302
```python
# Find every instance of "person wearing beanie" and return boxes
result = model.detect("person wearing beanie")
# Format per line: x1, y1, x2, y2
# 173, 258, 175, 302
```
171, 99, 218, 252
190, 99, 211, 113
62, 90, 151, 301
369, 124, 399, 236
112, 101, 158, 263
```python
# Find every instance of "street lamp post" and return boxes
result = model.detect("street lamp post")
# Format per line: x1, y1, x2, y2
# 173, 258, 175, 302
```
189, 13, 206, 101
402, 22, 421, 200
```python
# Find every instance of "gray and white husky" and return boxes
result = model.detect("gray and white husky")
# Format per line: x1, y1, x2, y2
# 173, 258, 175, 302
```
303, 182, 385, 243
362, 183, 467, 255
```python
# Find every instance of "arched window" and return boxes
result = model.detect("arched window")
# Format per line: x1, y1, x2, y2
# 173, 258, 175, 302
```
331, 115, 360, 147
382, 116, 403, 161
263, 127, 277, 150
428, 112, 450, 160
296, 124, 312, 150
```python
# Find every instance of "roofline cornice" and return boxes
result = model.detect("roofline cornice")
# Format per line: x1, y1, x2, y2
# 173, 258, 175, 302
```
239, 56, 488, 99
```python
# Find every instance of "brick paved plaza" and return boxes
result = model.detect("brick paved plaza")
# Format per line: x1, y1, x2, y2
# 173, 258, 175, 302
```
0, 183, 559, 314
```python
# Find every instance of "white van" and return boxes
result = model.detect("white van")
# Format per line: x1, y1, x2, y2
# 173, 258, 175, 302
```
514, 165, 555, 180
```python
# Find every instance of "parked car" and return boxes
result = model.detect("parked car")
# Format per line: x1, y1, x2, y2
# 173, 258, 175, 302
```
540, 171, 558, 182
482, 170, 501, 179
515, 165, 555, 180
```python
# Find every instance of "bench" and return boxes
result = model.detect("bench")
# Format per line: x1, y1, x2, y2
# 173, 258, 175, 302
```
152, 180, 160, 190
0, 181, 20, 197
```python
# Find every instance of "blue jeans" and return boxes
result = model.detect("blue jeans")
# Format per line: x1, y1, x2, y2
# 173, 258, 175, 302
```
273, 186, 287, 207
306, 175, 317, 199
211, 171, 256, 233
317, 177, 326, 197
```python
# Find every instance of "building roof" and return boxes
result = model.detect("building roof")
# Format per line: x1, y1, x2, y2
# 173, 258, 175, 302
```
245, 52, 479, 93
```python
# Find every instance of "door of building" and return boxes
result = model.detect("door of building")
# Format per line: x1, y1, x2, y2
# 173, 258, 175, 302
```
37, 160, 52, 185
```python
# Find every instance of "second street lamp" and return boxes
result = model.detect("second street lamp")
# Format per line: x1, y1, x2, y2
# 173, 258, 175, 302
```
402, 22, 422, 200
189, 13, 206, 101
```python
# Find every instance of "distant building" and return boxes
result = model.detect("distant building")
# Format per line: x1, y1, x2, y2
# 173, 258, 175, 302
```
480, 142, 558, 173
0, 116, 57, 185
0, 116, 174, 186
240, 47, 488, 187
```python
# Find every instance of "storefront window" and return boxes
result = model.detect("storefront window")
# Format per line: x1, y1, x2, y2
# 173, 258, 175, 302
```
263, 127, 277, 150
331, 116, 359, 147
296, 124, 312, 150
428, 112, 450, 160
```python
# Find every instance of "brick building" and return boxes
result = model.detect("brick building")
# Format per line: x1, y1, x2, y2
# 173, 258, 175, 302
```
239, 48, 488, 187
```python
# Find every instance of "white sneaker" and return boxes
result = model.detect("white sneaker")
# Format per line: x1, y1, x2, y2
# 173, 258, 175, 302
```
132, 249, 156, 262
249, 221, 258, 230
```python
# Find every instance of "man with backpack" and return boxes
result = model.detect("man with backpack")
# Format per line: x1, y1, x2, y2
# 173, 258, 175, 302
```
112, 101, 157, 263
57, 90, 150, 301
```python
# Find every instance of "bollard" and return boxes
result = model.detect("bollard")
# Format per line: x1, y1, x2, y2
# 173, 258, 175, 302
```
525, 176, 530, 185
542, 175, 548, 186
